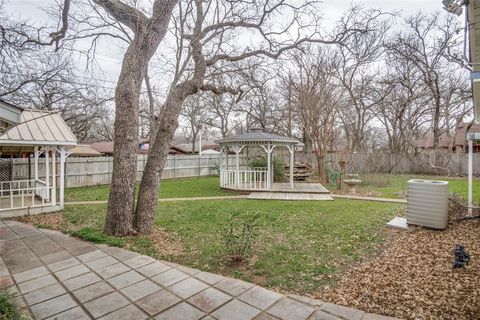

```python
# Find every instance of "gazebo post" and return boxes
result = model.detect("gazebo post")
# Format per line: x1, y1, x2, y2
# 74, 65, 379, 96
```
266, 144, 272, 190
288, 145, 294, 189
234, 145, 241, 189
51, 146, 56, 206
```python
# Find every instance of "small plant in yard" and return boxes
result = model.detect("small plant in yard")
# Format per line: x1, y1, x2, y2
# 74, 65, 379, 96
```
222, 211, 260, 263
0, 292, 25, 320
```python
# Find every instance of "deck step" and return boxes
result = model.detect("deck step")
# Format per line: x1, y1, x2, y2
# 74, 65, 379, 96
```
247, 192, 334, 201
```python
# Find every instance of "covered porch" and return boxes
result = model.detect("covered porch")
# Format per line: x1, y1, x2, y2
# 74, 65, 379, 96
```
0, 102, 77, 217
216, 129, 329, 195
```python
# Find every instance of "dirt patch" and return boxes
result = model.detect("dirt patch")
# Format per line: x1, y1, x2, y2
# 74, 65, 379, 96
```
145, 227, 184, 257
16, 213, 73, 231
315, 208, 480, 319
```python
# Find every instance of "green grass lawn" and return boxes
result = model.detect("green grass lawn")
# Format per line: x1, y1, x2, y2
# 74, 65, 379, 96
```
35, 199, 402, 293
64, 176, 236, 202
332, 173, 479, 200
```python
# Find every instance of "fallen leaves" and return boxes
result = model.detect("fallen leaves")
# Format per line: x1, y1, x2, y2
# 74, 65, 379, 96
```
315, 203, 480, 320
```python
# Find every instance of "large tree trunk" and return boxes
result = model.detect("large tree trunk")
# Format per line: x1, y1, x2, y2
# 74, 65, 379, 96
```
103, 0, 178, 236
134, 83, 197, 233
104, 43, 145, 236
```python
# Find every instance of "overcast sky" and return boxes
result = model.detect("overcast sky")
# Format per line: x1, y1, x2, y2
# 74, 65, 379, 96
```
3, 0, 450, 85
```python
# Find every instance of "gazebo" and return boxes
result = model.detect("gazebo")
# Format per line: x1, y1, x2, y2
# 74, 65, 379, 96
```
216, 129, 298, 191
0, 100, 77, 216
216, 129, 330, 199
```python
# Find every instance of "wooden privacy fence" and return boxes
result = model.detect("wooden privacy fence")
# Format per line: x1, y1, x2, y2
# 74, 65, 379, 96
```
296, 152, 480, 176
11, 155, 223, 188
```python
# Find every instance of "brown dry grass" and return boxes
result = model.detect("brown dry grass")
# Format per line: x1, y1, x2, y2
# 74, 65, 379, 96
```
315, 202, 480, 320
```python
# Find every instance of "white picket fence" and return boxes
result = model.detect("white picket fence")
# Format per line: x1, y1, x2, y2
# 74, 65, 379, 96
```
11, 155, 223, 188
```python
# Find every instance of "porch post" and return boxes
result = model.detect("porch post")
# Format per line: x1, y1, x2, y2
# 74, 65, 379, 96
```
235, 145, 240, 189
51, 146, 56, 206
468, 138, 473, 216
59, 146, 66, 209
288, 145, 294, 189
267, 144, 271, 190
34, 146, 39, 181
45, 147, 50, 201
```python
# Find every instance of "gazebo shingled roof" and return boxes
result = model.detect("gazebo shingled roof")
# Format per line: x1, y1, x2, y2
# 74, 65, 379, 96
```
216, 129, 298, 145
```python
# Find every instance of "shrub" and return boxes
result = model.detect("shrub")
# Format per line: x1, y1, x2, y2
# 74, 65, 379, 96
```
0, 292, 24, 320
249, 157, 286, 182
222, 211, 260, 262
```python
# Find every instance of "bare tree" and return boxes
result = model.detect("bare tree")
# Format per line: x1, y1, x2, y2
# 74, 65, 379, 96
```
180, 94, 208, 152
386, 13, 465, 149
133, 0, 388, 234
286, 48, 340, 182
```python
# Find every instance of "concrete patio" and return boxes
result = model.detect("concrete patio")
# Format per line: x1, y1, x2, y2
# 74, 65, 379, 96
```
0, 221, 397, 320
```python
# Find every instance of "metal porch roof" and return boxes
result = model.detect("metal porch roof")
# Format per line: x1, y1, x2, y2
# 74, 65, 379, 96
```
0, 109, 77, 147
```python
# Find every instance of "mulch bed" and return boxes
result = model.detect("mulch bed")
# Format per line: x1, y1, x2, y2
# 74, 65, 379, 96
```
315, 199, 480, 320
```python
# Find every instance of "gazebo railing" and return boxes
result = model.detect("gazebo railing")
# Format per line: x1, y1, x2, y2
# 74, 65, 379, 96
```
0, 179, 53, 211
220, 167, 268, 190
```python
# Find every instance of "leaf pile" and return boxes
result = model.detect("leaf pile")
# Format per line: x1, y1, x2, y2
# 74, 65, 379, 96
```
315, 213, 480, 319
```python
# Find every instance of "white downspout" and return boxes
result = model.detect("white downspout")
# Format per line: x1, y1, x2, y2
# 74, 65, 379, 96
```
468, 138, 473, 216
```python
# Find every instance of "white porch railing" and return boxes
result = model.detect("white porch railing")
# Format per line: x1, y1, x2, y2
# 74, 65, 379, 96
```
220, 167, 268, 190
0, 179, 53, 211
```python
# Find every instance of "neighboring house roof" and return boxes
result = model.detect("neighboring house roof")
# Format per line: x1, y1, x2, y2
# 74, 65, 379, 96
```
453, 122, 480, 148
175, 142, 219, 153
67, 144, 102, 157
90, 142, 114, 154
92, 141, 189, 155
416, 134, 452, 149
0, 109, 77, 146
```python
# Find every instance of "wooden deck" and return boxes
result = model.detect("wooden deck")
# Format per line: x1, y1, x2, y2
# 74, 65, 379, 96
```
271, 183, 330, 194
247, 192, 333, 201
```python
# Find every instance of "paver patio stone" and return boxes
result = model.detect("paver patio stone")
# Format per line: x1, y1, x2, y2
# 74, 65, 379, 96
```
54, 264, 90, 281
99, 304, 148, 320
63, 272, 101, 291
98, 246, 138, 261
155, 302, 205, 320
188, 287, 232, 313
47, 258, 80, 272
107, 270, 144, 289
29, 293, 77, 320
123, 255, 156, 268
135, 289, 181, 316
120, 279, 161, 301
137, 261, 171, 277
320, 302, 365, 320
306, 310, 339, 320
83, 291, 129, 318
72, 281, 115, 303
151, 268, 189, 287
194, 271, 224, 285
267, 298, 316, 320
23, 283, 66, 306
168, 277, 209, 299
211, 299, 261, 320
239, 286, 283, 310
85, 255, 118, 270
96, 262, 130, 279
215, 278, 255, 296
40, 251, 73, 265
254, 313, 280, 320
18, 274, 57, 294
0, 275, 14, 288
77, 250, 107, 263
175, 265, 200, 275
45, 306, 90, 320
